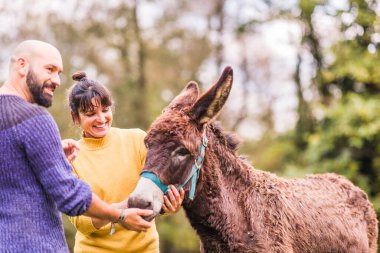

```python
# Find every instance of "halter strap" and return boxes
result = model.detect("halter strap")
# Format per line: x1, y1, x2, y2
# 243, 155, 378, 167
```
140, 132, 208, 201
177, 133, 208, 199
140, 171, 169, 193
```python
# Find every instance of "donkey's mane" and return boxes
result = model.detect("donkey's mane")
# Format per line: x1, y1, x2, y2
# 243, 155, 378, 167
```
209, 121, 240, 152
129, 66, 378, 253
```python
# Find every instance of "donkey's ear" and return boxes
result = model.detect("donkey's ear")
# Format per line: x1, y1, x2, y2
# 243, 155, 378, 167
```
190, 66, 233, 126
166, 81, 200, 110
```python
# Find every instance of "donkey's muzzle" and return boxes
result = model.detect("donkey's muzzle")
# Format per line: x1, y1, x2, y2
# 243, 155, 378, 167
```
128, 197, 155, 221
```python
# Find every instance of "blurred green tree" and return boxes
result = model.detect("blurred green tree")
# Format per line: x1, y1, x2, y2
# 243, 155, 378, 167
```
2, 0, 380, 250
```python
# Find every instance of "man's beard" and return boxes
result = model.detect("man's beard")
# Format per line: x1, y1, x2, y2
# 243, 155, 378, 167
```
26, 70, 55, 108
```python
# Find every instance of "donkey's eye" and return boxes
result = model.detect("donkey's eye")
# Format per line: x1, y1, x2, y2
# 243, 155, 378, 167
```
176, 147, 190, 156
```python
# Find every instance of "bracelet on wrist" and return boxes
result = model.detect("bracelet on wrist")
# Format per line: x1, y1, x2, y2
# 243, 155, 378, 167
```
118, 209, 126, 222
110, 209, 126, 236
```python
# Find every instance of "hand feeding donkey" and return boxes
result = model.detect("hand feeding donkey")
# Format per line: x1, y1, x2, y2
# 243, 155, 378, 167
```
128, 66, 378, 253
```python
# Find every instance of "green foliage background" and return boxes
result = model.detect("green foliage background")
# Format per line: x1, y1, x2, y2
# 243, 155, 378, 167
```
1, 0, 380, 252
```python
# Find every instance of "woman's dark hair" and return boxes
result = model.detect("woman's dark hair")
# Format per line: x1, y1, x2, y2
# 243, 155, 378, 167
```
68, 71, 113, 117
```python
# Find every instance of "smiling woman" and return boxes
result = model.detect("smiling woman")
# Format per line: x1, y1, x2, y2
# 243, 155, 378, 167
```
66, 72, 185, 253
69, 72, 113, 138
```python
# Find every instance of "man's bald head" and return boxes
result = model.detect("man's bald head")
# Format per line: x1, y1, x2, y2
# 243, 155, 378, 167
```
11, 40, 62, 70
4, 40, 64, 107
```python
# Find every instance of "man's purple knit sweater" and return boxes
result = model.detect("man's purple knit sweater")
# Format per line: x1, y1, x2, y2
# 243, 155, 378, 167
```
0, 95, 92, 252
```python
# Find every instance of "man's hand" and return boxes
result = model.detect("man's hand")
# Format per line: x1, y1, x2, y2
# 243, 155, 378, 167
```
119, 208, 154, 232
61, 139, 80, 163
161, 185, 185, 214
112, 199, 129, 209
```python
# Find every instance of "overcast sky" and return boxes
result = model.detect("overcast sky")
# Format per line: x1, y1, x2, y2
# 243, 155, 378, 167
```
0, 0, 358, 139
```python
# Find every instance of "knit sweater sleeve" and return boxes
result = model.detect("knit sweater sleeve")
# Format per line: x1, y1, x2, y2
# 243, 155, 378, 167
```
68, 166, 110, 235
68, 214, 111, 235
16, 113, 92, 216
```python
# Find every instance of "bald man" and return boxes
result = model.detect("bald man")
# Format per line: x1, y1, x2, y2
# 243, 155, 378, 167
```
0, 40, 153, 252
1, 40, 63, 107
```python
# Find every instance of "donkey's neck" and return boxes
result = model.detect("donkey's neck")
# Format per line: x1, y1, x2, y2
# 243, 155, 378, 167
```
182, 137, 268, 252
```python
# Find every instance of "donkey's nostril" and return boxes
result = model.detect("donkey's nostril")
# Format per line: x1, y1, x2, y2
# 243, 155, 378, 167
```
141, 200, 152, 209
128, 197, 153, 210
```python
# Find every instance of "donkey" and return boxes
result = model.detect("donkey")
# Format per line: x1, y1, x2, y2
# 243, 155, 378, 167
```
128, 66, 378, 253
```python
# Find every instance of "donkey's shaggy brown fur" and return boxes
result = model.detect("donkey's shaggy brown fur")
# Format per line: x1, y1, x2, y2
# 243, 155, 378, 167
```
131, 67, 378, 253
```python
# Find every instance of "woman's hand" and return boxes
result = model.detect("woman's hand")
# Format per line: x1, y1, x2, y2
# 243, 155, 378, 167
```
61, 139, 80, 163
161, 185, 185, 214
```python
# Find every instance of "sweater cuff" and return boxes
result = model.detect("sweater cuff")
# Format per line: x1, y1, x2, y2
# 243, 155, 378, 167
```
77, 216, 101, 235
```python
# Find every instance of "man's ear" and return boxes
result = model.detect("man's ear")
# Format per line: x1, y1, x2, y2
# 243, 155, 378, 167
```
16, 57, 28, 76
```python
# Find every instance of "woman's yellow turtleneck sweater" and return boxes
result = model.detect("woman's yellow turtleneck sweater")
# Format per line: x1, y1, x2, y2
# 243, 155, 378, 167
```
69, 127, 159, 253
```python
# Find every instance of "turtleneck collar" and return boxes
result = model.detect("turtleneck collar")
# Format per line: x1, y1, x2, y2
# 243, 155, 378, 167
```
80, 128, 113, 150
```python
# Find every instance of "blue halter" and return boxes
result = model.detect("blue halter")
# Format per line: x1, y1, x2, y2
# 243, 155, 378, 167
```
140, 132, 208, 201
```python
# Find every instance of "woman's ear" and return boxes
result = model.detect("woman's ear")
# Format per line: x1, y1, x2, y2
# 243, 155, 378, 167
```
71, 111, 80, 125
